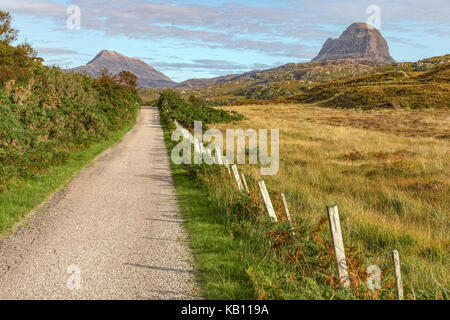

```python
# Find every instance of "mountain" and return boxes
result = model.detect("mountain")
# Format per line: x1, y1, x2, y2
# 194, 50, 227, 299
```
175, 59, 382, 91
312, 22, 395, 63
176, 74, 241, 90
71, 50, 176, 88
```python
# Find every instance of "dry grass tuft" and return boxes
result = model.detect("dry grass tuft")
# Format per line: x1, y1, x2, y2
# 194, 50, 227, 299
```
211, 103, 449, 299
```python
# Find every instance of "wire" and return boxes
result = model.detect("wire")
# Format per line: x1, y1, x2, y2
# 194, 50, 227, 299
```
339, 219, 450, 293
174, 121, 449, 294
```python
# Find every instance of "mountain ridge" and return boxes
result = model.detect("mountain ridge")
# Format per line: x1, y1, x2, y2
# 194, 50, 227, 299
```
72, 50, 176, 88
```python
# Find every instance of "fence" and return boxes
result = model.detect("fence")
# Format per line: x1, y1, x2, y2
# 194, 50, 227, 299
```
173, 121, 449, 300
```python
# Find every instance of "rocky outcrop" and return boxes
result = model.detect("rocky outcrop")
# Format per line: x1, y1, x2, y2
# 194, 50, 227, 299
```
312, 22, 395, 64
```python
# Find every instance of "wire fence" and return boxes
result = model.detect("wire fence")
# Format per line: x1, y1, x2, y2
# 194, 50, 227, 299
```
173, 121, 449, 300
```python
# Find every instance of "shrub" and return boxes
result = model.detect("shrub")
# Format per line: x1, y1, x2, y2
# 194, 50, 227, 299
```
0, 14, 141, 192
156, 89, 244, 129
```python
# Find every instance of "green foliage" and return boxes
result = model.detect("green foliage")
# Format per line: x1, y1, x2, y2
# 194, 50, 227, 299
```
156, 89, 244, 129
0, 31, 141, 193
0, 11, 17, 44
0, 42, 42, 85
168, 151, 362, 299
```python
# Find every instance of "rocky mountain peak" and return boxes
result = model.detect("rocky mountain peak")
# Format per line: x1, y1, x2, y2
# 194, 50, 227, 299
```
312, 22, 395, 64
72, 50, 176, 88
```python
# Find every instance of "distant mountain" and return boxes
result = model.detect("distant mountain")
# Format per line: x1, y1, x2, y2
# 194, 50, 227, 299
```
176, 74, 241, 90
175, 59, 382, 91
312, 22, 395, 64
71, 50, 176, 88
182, 54, 449, 109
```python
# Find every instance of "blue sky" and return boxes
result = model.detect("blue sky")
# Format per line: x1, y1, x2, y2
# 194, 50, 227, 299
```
2, 0, 449, 82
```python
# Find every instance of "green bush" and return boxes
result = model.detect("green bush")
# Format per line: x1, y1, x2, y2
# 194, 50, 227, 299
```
0, 14, 141, 192
156, 89, 244, 129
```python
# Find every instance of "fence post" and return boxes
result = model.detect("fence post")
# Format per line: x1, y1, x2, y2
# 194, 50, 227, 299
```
326, 205, 350, 288
258, 181, 278, 222
223, 158, 231, 176
241, 173, 250, 193
281, 193, 295, 236
392, 250, 404, 300
231, 165, 244, 191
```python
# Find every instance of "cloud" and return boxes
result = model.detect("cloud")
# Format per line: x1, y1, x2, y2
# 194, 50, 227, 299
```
384, 37, 427, 50
1, 0, 67, 18
151, 59, 248, 72
35, 47, 79, 55
4, 1, 449, 47
148, 59, 281, 76
3, 0, 449, 77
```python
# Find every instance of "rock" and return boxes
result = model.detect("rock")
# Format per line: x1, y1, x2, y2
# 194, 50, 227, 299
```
312, 22, 395, 64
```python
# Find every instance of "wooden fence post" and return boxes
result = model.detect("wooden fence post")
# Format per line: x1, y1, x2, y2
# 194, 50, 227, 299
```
231, 165, 244, 191
241, 173, 250, 193
258, 181, 278, 222
281, 193, 295, 236
392, 250, 404, 300
326, 205, 350, 288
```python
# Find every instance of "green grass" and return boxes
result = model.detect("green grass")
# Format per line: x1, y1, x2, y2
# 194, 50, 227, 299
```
0, 116, 137, 238
162, 124, 254, 299
161, 100, 449, 299
162, 120, 355, 300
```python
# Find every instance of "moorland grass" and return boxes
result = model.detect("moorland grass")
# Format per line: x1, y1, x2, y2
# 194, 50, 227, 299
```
165, 103, 448, 300
211, 103, 449, 299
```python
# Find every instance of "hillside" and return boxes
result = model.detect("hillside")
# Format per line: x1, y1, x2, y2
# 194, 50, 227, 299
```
72, 50, 176, 88
178, 59, 382, 89
174, 54, 450, 109
173, 59, 383, 104
294, 56, 450, 109
176, 73, 241, 90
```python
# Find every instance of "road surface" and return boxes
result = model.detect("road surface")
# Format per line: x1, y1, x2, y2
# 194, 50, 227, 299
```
0, 107, 198, 299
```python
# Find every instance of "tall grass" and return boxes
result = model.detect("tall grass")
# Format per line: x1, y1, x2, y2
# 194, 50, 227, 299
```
182, 103, 449, 299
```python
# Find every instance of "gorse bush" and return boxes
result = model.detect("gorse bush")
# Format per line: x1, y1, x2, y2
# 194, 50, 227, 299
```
0, 11, 141, 192
156, 89, 243, 129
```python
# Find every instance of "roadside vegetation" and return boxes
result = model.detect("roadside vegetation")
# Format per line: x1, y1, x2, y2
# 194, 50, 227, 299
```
157, 89, 243, 129
0, 11, 141, 235
210, 104, 449, 299
160, 90, 448, 299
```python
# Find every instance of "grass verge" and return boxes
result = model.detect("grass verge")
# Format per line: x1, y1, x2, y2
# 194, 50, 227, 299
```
0, 115, 138, 238
161, 102, 448, 300
162, 123, 255, 299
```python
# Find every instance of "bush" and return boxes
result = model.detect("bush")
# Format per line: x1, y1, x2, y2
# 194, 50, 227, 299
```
0, 14, 141, 192
156, 89, 244, 129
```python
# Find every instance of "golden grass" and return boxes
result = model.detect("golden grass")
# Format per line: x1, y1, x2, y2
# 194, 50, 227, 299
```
212, 103, 449, 299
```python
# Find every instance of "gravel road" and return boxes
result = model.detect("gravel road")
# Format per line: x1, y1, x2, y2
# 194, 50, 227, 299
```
0, 107, 198, 299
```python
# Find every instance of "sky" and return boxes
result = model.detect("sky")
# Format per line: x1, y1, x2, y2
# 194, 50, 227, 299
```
1, 0, 449, 82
